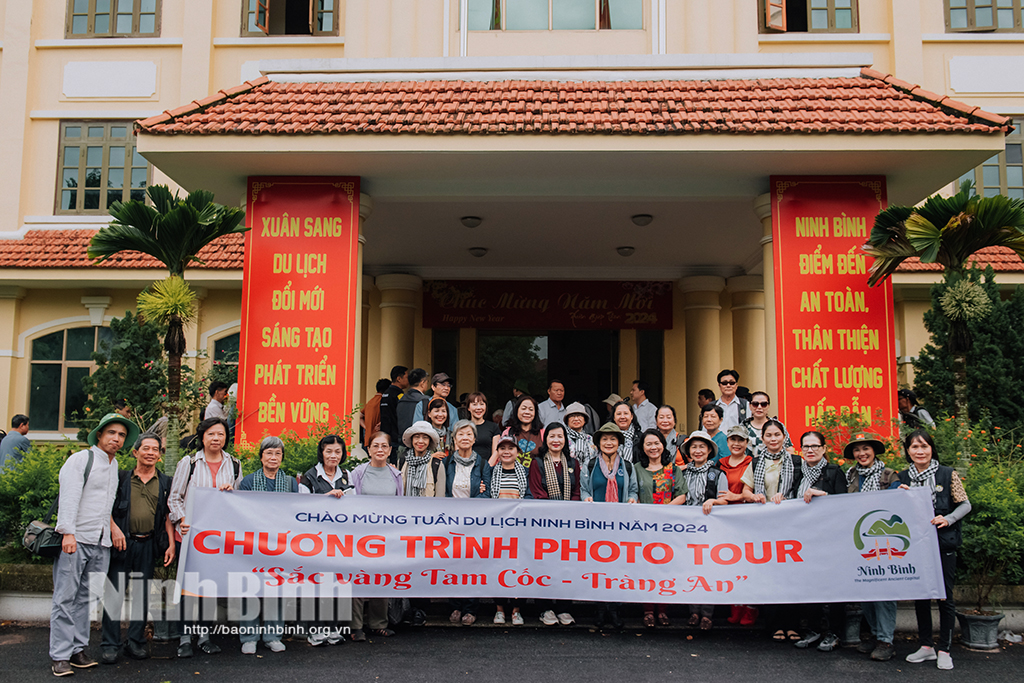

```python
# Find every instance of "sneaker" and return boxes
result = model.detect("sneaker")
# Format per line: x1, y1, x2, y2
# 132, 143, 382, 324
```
461, 613, 476, 626
795, 631, 821, 649
266, 640, 286, 653
51, 661, 73, 677
493, 610, 506, 625
906, 646, 937, 663
856, 638, 877, 654
241, 642, 256, 655
817, 632, 840, 652
557, 612, 575, 626
871, 641, 896, 661
936, 651, 954, 670
449, 610, 462, 624
307, 631, 328, 647
540, 610, 558, 625
512, 611, 524, 626
326, 628, 346, 645
68, 652, 97, 669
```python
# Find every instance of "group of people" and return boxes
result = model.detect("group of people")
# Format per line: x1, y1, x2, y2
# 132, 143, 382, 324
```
43, 369, 969, 676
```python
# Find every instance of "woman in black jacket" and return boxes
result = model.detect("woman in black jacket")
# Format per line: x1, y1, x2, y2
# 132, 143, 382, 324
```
299, 434, 351, 497
897, 429, 971, 671
794, 430, 846, 652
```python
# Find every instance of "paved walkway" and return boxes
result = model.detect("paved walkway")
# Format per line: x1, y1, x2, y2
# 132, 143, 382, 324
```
2, 621, 1020, 682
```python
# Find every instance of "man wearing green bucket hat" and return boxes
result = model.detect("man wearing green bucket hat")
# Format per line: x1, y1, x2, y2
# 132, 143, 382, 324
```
49, 413, 138, 677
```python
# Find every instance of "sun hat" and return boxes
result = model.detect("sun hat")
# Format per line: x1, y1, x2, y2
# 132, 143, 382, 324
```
564, 402, 589, 424
402, 421, 441, 449
683, 430, 718, 460
603, 393, 623, 405
594, 422, 625, 444
495, 434, 522, 452
725, 425, 749, 441
88, 413, 140, 449
843, 431, 886, 459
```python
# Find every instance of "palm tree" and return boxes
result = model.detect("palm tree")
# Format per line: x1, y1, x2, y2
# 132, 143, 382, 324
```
89, 185, 247, 471
864, 180, 1024, 463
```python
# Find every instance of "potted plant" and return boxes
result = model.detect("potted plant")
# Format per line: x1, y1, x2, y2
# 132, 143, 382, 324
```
955, 458, 1024, 650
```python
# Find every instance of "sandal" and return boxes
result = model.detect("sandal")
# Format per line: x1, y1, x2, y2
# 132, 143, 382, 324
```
787, 630, 801, 641
688, 613, 700, 627
370, 628, 395, 637
643, 612, 656, 628
657, 613, 671, 627
700, 617, 713, 631
773, 630, 786, 641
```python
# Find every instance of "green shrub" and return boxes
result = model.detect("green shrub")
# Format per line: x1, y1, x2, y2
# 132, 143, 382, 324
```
233, 414, 360, 479
957, 457, 1024, 608
0, 442, 134, 554
811, 409, 902, 469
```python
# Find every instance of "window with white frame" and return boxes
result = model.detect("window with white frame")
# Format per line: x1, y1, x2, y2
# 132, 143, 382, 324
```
242, 0, 339, 36
946, 0, 1024, 32
56, 122, 149, 215
66, 0, 160, 38
959, 118, 1024, 200
30, 327, 113, 432
761, 0, 858, 33
467, 0, 643, 31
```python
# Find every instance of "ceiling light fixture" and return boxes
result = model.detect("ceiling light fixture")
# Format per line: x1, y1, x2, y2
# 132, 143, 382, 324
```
468, 247, 488, 258
616, 246, 635, 257
631, 214, 654, 227
461, 216, 483, 228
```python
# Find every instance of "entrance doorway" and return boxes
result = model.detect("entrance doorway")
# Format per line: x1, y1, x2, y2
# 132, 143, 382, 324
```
477, 330, 618, 425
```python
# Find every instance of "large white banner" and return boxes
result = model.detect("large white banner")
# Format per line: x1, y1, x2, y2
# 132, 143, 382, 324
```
177, 487, 944, 604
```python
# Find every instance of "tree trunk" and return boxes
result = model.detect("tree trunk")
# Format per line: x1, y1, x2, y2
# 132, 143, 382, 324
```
953, 352, 970, 472
163, 316, 185, 474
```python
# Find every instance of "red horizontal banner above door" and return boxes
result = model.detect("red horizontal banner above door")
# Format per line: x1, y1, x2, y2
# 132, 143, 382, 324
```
422, 280, 673, 330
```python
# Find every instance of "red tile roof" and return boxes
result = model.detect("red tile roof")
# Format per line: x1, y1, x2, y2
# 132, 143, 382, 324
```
897, 246, 1023, 272
136, 70, 1010, 136
1, 230, 1019, 273
0, 230, 244, 269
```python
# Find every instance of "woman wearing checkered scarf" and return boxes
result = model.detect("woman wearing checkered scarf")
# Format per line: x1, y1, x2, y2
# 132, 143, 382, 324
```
843, 431, 900, 662
488, 435, 532, 626
896, 429, 970, 671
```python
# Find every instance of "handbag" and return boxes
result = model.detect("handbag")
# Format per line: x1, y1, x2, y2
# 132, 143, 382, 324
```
22, 451, 93, 558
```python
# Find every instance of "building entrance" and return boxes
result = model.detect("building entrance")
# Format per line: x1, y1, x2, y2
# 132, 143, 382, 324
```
477, 330, 618, 425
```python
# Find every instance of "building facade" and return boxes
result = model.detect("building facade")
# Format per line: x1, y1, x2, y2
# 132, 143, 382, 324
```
0, 0, 1022, 440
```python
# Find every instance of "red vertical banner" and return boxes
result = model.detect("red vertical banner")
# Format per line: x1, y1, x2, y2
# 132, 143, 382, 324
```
772, 176, 897, 440
237, 176, 360, 445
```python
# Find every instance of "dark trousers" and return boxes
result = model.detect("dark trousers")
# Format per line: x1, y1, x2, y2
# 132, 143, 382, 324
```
798, 602, 843, 633
102, 536, 156, 649
764, 603, 799, 632
450, 598, 479, 616
688, 604, 714, 619
916, 549, 957, 652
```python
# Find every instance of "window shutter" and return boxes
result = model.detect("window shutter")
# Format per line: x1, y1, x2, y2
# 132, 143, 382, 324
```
255, 0, 270, 34
766, 0, 787, 31
309, 0, 315, 34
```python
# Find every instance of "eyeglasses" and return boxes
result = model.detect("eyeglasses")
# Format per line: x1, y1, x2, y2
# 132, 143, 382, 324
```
750, 401, 769, 408
369, 443, 390, 451
719, 380, 736, 386
802, 444, 824, 450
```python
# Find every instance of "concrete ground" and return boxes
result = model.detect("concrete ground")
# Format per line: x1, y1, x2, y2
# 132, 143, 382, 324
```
2, 618, 1021, 683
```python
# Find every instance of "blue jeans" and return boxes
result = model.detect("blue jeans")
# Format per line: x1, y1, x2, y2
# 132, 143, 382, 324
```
862, 600, 897, 644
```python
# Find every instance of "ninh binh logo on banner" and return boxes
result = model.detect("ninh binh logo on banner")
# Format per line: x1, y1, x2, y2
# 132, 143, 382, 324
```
771, 176, 898, 440
237, 177, 361, 445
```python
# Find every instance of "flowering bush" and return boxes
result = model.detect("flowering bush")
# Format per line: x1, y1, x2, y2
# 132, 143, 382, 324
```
810, 408, 902, 469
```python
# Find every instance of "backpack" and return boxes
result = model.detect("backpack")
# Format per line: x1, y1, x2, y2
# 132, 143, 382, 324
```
187, 453, 240, 485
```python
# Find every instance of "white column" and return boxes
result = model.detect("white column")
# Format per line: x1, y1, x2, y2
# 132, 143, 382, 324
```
678, 275, 725, 431
353, 193, 373, 407
376, 274, 423, 373
726, 275, 766, 395
753, 193, 778, 402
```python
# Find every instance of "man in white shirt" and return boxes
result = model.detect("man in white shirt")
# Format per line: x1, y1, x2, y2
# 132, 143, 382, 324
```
537, 380, 567, 426
629, 380, 657, 431
204, 382, 229, 421
714, 369, 749, 432
50, 412, 139, 677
